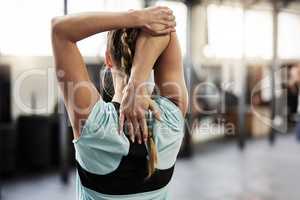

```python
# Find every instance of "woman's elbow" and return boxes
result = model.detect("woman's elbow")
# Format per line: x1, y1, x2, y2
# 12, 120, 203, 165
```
51, 16, 65, 37
169, 91, 188, 116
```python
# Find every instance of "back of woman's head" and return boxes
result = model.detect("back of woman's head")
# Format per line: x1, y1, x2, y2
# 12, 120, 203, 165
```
108, 28, 140, 77
103, 28, 139, 101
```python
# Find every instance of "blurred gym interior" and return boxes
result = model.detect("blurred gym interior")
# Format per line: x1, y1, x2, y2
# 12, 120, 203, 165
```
1, 0, 300, 199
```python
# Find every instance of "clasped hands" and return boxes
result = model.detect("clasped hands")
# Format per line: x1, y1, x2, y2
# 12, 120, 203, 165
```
119, 80, 160, 144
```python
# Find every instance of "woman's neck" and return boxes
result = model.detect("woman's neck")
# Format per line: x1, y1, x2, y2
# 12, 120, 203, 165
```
111, 70, 127, 103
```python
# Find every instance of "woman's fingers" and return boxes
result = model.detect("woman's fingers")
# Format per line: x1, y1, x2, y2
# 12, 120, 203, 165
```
132, 114, 142, 144
160, 12, 175, 21
156, 20, 176, 28
125, 116, 135, 143
119, 112, 125, 134
127, 111, 148, 144
127, 120, 134, 143
159, 9, 175, 20
156, 27, 176, 35
152, 7, 175, 25
142, 6, 175, 35
137, 111, 148, 143
156, 15, 175, 25
157, 7, 173, 16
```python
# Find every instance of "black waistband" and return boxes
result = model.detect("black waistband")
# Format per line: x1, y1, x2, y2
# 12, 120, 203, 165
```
76, 159, 174, 195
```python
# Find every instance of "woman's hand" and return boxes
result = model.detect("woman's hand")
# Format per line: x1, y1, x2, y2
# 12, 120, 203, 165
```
119, 81, 160, 144
135, 6, 176, 35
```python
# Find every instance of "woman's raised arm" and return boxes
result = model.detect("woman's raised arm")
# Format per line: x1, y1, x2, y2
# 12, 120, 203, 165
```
154, 32, 188, 114
51, 7, 175, 139
120, 31, 188, 144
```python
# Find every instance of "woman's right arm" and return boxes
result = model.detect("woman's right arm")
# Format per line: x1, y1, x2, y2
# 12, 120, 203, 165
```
120, 32, 188, 144
153, 32, 188, 115
51, 8, 175, 139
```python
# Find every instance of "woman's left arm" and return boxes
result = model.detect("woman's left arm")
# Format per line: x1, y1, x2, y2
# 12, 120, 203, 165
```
51, 8, 175, 139
119, 31, 171, 144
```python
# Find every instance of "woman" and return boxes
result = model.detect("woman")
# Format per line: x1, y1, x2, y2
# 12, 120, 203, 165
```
52, 6, 188, 200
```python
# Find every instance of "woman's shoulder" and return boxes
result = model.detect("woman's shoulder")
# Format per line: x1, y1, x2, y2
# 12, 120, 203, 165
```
74, 99, 119, 143
153, 96, 185, 132
154, 96, 184, 119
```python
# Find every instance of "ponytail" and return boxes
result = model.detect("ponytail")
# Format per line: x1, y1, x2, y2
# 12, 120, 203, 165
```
146, 111, 158, 179
147, 135, 158, 178
108, 28, 139, 77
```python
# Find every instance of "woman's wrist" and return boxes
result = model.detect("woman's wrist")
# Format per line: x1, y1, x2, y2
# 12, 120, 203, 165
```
128, 9, 146, 28
127, 79, 149, 95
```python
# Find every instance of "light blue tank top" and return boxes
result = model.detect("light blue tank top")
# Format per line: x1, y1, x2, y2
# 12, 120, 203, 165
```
73, 96, 184, 200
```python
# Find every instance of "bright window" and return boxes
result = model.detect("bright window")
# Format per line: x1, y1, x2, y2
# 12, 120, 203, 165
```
206, 5, 244, 59
69, 0, 144, 57
155, 1, 187, 57
244, 10, 273, 59
206, 5, 273, 59
278, 12, 300, 59
0, 0, 63, 56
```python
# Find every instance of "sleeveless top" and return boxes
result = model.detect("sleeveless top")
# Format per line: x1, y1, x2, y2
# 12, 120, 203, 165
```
73, 96, 184, 200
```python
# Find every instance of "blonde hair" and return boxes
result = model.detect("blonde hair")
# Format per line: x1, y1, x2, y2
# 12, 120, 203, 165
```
146, 111, 158, 178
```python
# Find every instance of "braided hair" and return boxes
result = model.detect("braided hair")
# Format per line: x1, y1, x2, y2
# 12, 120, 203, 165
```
108, 28, 139, 77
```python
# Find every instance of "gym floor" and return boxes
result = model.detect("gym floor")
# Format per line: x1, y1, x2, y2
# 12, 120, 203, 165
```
2, 134, 300, 200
